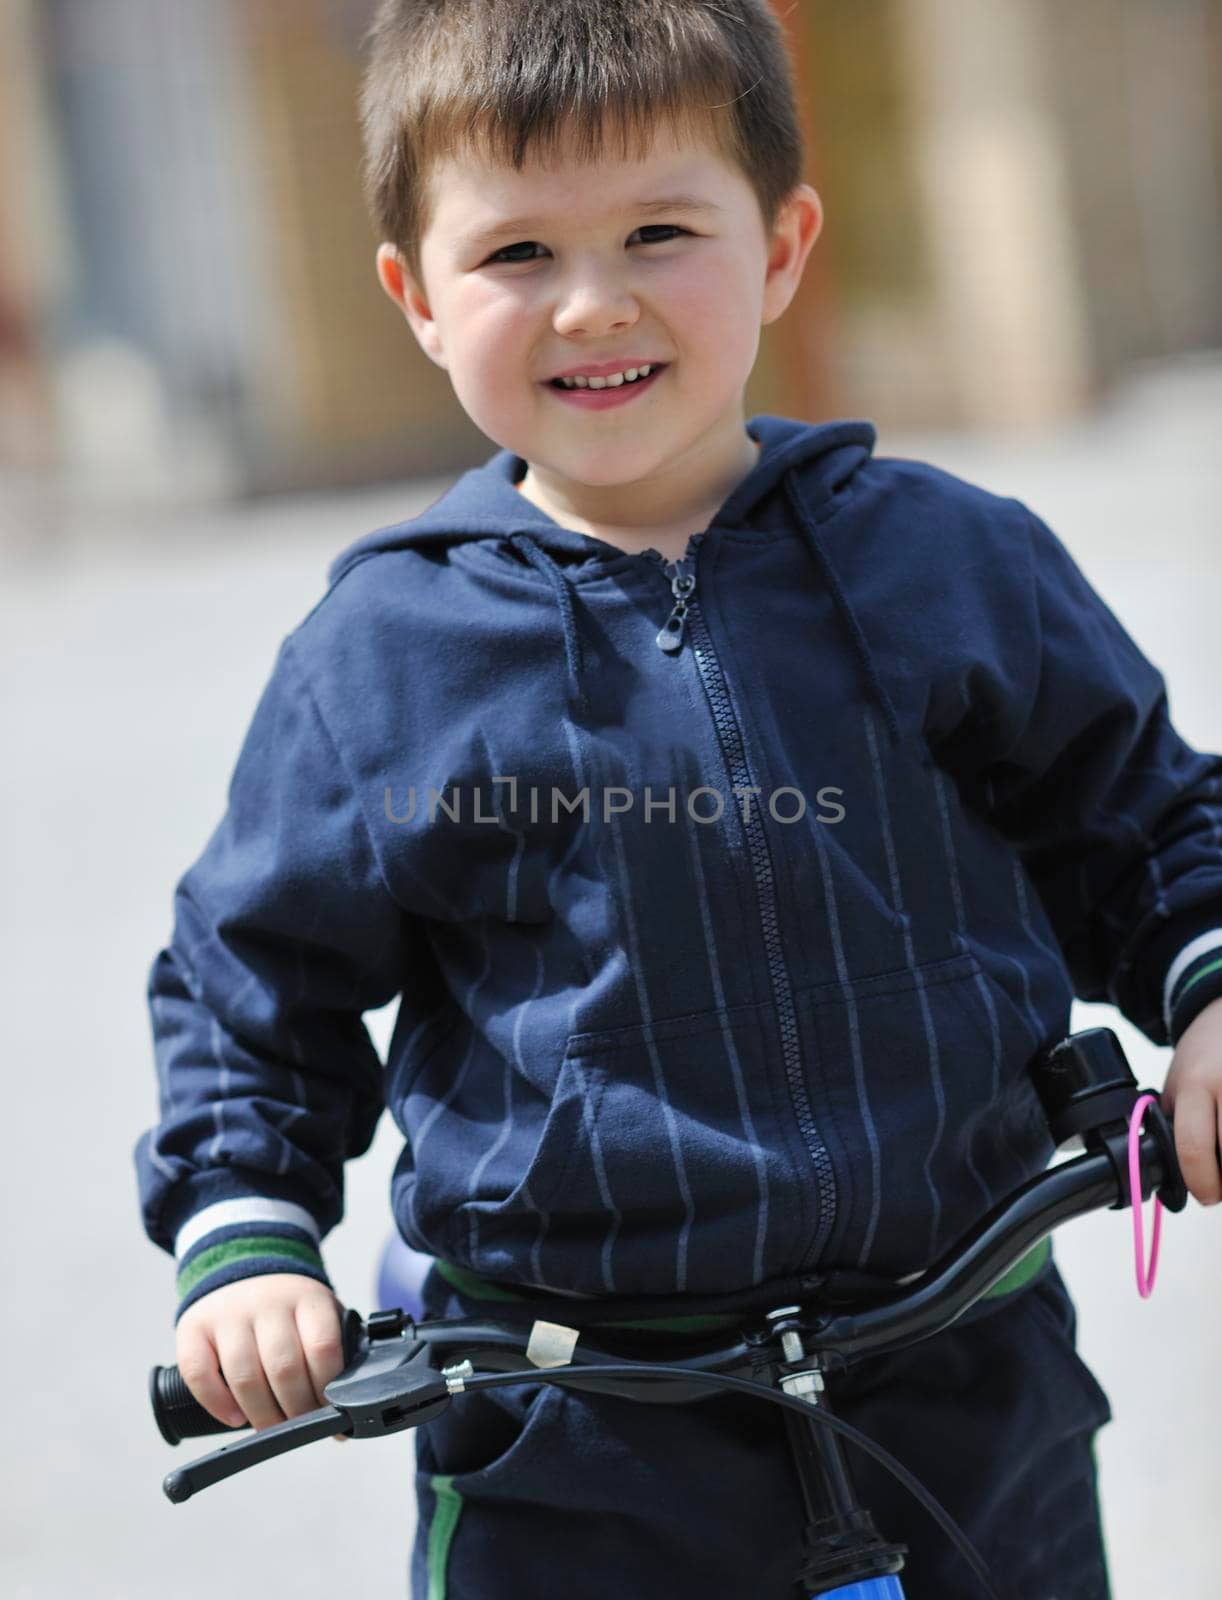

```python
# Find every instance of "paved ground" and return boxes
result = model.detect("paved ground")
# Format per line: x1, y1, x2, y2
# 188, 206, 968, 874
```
3, 358, 1220, 1597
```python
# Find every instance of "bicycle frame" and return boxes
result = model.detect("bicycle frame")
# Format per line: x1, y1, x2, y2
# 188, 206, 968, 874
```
149, 1028, 1186, 1599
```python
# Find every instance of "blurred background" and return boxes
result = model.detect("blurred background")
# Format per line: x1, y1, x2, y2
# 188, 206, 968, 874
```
1, 1, 1219, 1596
2, 0, 1221, 521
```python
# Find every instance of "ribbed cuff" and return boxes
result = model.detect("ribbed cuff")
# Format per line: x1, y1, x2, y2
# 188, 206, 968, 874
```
1164, 929, 1222, 1045
173, 1198, 331, 1324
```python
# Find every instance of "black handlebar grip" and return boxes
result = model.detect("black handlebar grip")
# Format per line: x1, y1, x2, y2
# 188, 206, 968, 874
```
150, 1306, 365, 1445
149, 1363, 241, 1446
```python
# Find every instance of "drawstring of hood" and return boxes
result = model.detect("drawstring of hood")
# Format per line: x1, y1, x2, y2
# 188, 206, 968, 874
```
783, 472, 901, 745
500, 465, 900, 746
505, 529, 592, 720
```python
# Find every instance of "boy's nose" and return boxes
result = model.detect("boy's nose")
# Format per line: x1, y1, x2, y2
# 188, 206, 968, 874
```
552, 274, 640, 338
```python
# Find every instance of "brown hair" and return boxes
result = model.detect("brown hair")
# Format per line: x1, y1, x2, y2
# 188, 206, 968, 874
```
359, 0, 806, 286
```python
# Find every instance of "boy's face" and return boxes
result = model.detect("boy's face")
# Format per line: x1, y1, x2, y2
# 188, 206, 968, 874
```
378, 118, 821, 535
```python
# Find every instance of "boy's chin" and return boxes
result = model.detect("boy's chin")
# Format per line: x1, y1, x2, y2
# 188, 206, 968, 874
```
525, 451, 664, 489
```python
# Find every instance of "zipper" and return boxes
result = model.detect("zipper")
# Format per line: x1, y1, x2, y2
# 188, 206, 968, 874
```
656, 564, 696, 652
643, 542, 838, 1269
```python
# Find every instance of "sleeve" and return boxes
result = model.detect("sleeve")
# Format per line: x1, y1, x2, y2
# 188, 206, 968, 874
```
132, 634, 413, 1322
933, 504, 1222, 1048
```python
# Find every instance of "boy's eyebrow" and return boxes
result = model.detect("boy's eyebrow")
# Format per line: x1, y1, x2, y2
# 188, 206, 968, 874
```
461, 196, 722, 249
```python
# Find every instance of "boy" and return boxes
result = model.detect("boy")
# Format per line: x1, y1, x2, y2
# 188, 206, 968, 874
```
135, 2, 1222, 1595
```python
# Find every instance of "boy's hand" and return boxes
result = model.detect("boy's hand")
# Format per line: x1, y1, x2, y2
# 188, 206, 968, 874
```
1161, 995, 1222, 1206
175, 1273, 350, 1441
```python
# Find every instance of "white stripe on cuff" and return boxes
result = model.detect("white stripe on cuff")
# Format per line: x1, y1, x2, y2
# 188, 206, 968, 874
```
1163, 928, 1222, 1035
175, 1198, 321, 1261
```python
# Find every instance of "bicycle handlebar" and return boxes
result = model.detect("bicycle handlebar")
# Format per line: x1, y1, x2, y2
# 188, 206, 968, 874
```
147, 1027, 1188, 1599
152, 1079, 1183, 1471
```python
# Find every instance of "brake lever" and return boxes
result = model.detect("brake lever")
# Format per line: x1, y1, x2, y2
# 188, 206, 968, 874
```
162, 1321, 451, 1503
163, 1405, 350, 1502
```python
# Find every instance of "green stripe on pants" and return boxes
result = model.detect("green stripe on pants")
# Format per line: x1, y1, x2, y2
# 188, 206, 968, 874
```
427, 1474, 463, 1600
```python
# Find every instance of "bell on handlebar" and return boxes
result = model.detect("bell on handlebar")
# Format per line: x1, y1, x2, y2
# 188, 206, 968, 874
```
1031, 1027, 1139, 1149
1032, 1027, 1187, 1213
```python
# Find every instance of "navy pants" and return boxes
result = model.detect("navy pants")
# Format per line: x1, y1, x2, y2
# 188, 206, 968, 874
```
409, 1260, 1112, 1599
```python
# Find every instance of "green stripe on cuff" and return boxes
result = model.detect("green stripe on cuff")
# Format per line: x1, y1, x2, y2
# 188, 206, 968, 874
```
176, 1235, 326, 1299
1174, 955, 1222, 1007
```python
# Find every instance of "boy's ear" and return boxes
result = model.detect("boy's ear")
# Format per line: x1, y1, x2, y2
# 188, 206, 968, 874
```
760, 183, 824, 329
375, 243, 448, 369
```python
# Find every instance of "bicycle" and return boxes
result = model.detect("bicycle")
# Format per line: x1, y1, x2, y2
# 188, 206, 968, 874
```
149, 1027, 1187, 1599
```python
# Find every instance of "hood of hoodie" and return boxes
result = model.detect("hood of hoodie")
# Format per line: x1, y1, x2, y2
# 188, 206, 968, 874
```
327, 415, 877, 583
324, 416, 892, 735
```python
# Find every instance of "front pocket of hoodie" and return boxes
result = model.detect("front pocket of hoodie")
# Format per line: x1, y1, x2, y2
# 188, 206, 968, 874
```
803, 951, 1049, 1278
448, 1002, 802, 1299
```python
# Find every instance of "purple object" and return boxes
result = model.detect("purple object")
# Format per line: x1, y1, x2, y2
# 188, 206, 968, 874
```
375, 1230, 433, 1321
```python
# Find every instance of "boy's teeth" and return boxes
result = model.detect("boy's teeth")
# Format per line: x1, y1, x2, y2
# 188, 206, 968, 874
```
557, 364, 654, 390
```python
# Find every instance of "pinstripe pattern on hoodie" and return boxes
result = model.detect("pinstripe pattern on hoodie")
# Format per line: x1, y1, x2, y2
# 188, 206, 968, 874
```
135, 416, 1222, 1316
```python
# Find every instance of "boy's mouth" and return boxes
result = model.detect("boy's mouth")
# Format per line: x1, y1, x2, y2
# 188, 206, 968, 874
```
543, 364, 668, 409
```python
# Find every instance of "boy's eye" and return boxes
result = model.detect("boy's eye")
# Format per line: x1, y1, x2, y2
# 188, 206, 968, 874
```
483, 224, 689, 265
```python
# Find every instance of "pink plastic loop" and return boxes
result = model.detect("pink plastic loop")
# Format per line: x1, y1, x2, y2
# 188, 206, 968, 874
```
1128, 1093, 1163, 1298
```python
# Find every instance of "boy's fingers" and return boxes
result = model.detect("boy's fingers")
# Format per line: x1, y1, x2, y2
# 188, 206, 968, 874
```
295, 1295, 349, 1441
255, 1306, 321, 1424
178, 1333, 246, 1428
1172, 1083, 1222, 1206
216, 1322, 284, 1432
295, 1295, 346, 1409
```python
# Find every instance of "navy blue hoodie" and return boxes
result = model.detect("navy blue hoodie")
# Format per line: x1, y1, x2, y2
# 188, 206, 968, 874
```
135, 416, 1222, 1320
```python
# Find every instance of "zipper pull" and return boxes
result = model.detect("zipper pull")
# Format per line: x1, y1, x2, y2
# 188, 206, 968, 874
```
656, 563, 697, 654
